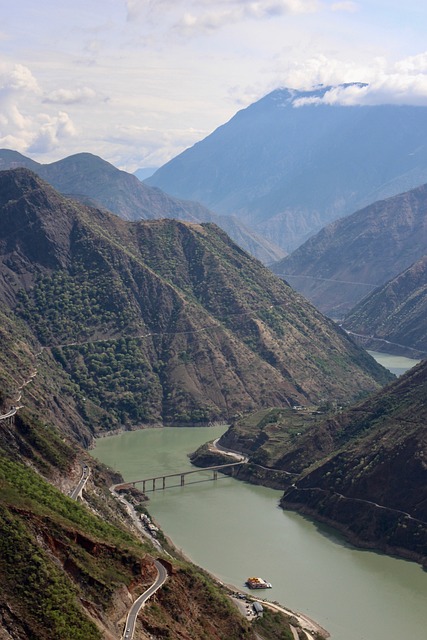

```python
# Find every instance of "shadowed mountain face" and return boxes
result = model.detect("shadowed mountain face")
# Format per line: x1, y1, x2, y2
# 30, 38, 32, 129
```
279, 358, 427, 565
271, 183, 427, 318
0, 149, 285, 264
343, 254, 427, 357
0, 168, 392, 431
146, 86, 427, 252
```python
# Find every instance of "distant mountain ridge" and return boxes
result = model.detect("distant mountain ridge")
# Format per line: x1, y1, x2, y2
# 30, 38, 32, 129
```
0, 149, 284, 264
343, 254, 427, 357
146, 85, 427, 252
271, 183, 427, 317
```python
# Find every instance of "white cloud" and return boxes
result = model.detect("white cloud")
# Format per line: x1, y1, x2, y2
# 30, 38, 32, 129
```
395, 52, 427, 74
44, 87, 97, 105
286, 53, 427, 107
0, 63, 77, 154
0, 63, 40, 94
125, 0, 320, 35
176, 1, 320, 35
0, 64, 40, 151
28, 111, 77, 153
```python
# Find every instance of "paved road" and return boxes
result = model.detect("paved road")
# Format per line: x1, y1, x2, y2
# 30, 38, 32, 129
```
70, 465, 90, 500
212, 438, 248, 462
122, 559, 168, 639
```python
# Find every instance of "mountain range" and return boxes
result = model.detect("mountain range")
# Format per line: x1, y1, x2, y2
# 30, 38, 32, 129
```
0, 165, 424, 638
271, 182, 427, 318
146, 85, 427, 253
0, 148, 284, 264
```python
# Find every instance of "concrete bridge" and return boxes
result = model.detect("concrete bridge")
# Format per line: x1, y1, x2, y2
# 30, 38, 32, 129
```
116, 461, 246, 493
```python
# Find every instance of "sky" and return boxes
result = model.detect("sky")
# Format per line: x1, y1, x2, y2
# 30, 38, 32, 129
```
2, 0, 427, 172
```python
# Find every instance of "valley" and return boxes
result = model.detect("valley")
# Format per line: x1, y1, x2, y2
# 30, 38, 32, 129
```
4, 3, 427, 639
0, 102, 427, 640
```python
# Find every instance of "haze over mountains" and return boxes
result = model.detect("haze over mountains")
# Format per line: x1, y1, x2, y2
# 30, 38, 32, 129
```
0, 149, 284, 265
271, 182, 427, 319
146, 85, 427, 253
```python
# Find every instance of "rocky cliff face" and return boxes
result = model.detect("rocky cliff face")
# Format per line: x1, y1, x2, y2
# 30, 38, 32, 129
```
343, 254, 427, 357
272, 183, 427, 317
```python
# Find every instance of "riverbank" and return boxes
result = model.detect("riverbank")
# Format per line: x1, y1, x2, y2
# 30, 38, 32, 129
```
114, 481, 330, 639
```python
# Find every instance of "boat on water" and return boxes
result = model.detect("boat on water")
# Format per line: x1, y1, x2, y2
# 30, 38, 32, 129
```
245, 577, 272, 589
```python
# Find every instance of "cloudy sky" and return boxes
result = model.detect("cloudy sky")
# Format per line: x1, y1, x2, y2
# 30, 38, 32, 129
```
2, 0, 427, 171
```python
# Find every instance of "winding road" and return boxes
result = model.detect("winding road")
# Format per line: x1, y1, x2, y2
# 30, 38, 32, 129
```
122, 559, 168, 640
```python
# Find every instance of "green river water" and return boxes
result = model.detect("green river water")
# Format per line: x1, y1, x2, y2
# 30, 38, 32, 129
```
92, 354, 427, 640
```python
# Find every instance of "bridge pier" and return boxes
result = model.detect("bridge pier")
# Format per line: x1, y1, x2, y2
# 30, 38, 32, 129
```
213, 470, 218, 481
180, 474, 185, 486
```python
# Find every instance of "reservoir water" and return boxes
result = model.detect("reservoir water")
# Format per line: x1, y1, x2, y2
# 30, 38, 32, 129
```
367, 351, 421, 376
92, 421, 427, 640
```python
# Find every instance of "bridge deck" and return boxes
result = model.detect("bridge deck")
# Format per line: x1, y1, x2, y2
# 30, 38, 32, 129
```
116, 461, 246, 492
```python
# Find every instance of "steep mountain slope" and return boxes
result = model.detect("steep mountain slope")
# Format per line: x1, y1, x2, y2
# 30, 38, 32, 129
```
216, 360, 427, 565
0, 166, 394, 432
147, 85, 427, 252
0, 365, 258, 640
271, 183, 427, 317
343, 254, 427, 357
1, 169, 394, 432
0, 149, 284, 264
279, 359, 427, 565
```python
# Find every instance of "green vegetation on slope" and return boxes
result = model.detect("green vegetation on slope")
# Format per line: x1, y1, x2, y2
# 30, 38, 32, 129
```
0, 503, 102, 640
0, 453, 153, 639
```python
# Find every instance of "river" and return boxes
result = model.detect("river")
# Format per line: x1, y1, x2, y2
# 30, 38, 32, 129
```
91, 353, 426, 640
